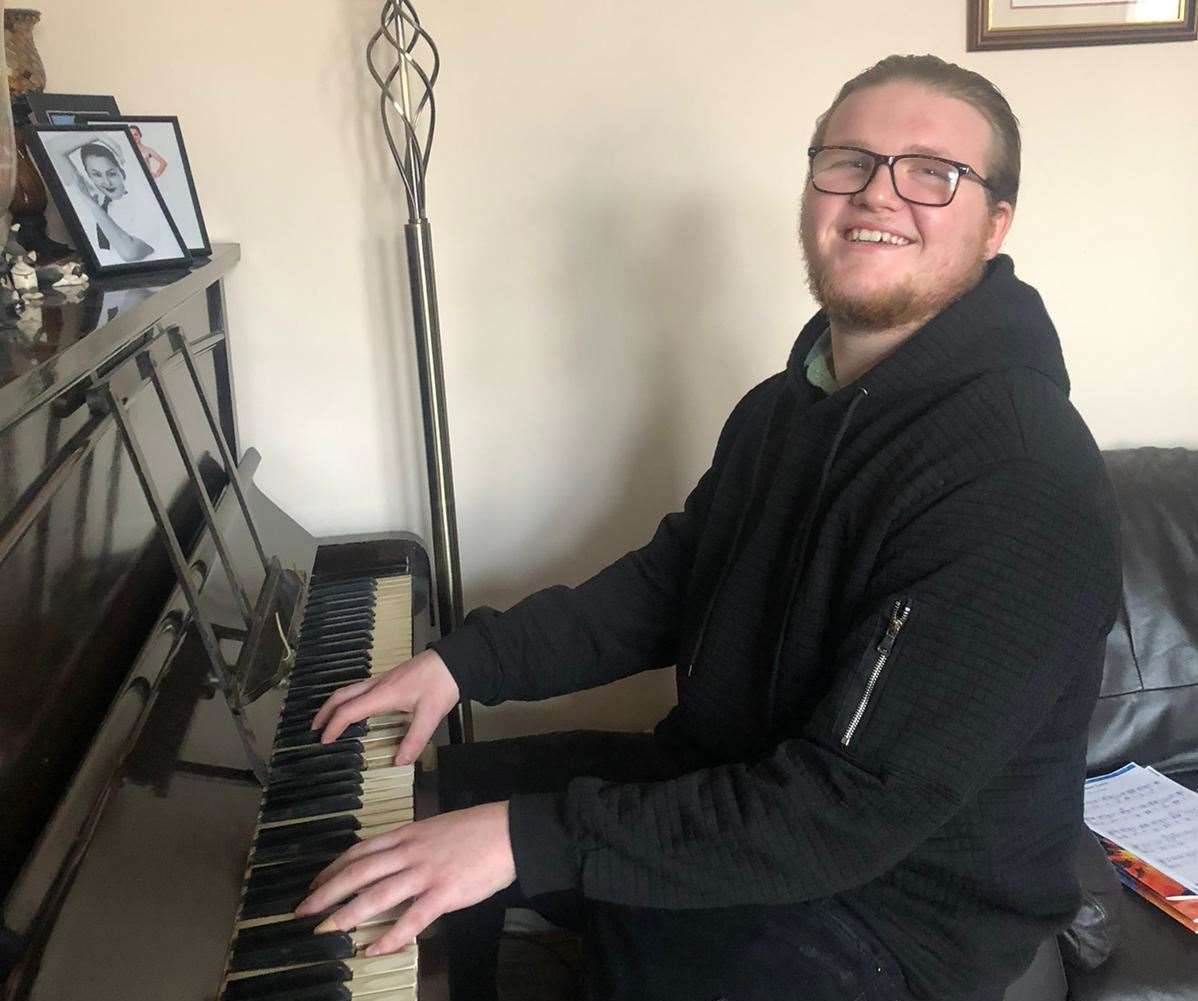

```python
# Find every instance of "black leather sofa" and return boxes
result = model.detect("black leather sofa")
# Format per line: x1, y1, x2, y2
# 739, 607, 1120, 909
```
1003, 447, 1198, 1001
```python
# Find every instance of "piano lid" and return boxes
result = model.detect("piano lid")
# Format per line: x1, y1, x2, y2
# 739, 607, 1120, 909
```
0, 244, 239, 438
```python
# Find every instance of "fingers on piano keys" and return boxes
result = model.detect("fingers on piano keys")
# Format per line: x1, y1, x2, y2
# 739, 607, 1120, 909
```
220, 571, 421, 1000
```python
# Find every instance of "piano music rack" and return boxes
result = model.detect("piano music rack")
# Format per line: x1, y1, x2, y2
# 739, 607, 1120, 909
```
86, 323, 307, 785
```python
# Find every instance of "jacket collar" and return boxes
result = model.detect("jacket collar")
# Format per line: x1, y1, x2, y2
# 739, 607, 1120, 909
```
786, 255, 1070, 402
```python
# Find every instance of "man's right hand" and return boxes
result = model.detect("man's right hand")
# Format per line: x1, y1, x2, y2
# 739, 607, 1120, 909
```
309, 649, 461, 766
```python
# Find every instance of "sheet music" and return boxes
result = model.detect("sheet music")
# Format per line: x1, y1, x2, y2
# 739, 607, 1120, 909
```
1084, 762, 1198, 894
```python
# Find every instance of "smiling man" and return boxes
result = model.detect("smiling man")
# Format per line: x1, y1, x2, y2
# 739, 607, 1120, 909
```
300, 55, 1122, 1001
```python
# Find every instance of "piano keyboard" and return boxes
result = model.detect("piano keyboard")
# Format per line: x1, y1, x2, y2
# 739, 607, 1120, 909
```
219, 570, 421, 1001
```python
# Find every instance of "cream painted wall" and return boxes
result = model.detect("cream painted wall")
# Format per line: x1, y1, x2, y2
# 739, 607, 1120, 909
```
34, 2, 1197, 739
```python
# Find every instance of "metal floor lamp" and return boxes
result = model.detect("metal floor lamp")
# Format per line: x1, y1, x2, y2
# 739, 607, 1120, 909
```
367, 1, 472, 743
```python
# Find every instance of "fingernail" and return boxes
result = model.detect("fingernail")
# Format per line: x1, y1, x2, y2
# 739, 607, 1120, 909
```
314, 918, 337, 934
364, 945, 380, 956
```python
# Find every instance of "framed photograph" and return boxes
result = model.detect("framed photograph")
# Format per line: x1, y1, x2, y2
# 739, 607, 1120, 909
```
25, 92, 121, 125
25, 124, 191, 276
968, 0, 1197, 50
80, 114, 212, 256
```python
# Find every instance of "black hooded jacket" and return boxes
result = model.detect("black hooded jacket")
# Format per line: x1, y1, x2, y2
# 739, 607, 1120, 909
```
432, 255, 1123, 999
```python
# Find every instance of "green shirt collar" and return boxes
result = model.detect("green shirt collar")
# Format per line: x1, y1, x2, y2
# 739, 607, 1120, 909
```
803, 326, 839, 395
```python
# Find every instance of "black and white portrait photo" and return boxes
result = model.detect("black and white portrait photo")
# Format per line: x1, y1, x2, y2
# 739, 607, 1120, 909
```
80, 115, 212, 256
26, 124, 190, 276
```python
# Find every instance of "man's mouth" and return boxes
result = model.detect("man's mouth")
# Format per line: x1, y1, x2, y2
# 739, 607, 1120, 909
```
843, 227, 914, 247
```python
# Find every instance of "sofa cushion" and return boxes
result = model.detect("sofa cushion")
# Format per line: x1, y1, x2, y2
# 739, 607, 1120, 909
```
1087, 448, 1198, 776
1065, 883, 1198, 1001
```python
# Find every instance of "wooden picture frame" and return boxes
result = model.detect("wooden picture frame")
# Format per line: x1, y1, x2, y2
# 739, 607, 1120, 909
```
25, 124, 191, 277
80, 114, 212, 257
968, 0, 1197, 51
24, 92, 121, 125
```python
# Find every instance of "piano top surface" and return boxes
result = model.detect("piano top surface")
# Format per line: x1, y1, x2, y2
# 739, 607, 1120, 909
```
0, 243, 240, 436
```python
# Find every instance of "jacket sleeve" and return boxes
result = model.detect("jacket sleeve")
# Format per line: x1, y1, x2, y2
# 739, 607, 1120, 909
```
430, 381, 774, 705
505, 458, 1123, 906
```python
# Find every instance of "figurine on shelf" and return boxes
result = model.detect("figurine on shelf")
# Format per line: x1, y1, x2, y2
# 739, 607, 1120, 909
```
50, 261, 88, 287
11, 248, 43, 299
3, 223, 26, 262
14, 299, 43, 339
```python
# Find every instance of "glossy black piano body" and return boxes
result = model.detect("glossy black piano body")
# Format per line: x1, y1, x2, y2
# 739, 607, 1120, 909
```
0, 249, 434, 1000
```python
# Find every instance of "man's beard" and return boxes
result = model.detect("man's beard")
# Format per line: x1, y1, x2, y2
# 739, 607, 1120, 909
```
801, 226, 988, 332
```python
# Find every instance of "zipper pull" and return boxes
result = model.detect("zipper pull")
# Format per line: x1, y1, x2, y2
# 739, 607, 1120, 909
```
876, 600, 912, 656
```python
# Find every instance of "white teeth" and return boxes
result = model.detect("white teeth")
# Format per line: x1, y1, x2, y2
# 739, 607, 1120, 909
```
846, 227, 911, 246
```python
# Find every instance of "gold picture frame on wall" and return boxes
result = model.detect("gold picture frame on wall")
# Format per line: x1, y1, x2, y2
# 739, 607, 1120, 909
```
968, 0, 1197, 50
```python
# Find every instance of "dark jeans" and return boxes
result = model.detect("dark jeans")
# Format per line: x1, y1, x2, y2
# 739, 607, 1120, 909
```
438, 730, 915, 1001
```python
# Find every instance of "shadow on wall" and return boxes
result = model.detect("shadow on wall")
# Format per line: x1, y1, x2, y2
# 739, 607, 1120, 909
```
461, 188, 754, 737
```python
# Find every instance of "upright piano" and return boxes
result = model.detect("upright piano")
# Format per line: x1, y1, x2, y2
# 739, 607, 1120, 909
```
0, 246, 439, 1001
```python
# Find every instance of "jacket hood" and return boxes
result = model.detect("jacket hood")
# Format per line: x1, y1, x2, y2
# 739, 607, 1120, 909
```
787, 255, 1070, 400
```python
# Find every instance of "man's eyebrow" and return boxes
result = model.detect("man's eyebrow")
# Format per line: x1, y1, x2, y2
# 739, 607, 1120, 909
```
830, 139, 957, 158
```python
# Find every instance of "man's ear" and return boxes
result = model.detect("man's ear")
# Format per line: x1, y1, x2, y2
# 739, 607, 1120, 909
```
983, 200, 1014, 260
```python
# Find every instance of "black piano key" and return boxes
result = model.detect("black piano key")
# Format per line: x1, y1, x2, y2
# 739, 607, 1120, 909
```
284, 680, 364, 706
298, 629, 373, 649
269, 752, 365, 780
297, 603, 373, 627
286, 667, 372, 693
244, 858, 329, 893
308, 575, 376, 594
249, 845, 345, 870
254, 822, 363, 855
234, 912, 333, 947
250, 983, 352, 1001
302, 591, 375, 614
264, 769, 363, 798
286, 676, 368, 701
274, 713, 359, 740
246, 858, 328, 896
293, 643, 372, 663
307, 575, 376, 595
299, 611, 374, 634
243, 863, 327, 902
299, 614, 370, 634
239, 887, 309, 921
290, 654, 372, 679
301, 614, 372, 631
281, 693, 344, 718
263, 779, 365, 811
300, 599, 372, 620
291, 651, 373, 672
263, 776, 361, 809
261, 792, 364, 824
275, 721, 367, 751
292, 656, 370, 680
222, 961, 350, 1001
229, 930, 355, 972
274, 714, 362, 741
251, 830, 360, 866
242, 874, 326, 916
256, 815, 362, 850
294, 642, 370, 667
271, 740, 364, 766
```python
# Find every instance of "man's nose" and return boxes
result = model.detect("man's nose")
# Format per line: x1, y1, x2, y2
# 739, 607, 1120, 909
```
851, 162, 903, 211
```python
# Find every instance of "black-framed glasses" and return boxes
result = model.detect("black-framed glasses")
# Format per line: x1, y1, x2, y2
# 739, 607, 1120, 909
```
807, 145, 992, 207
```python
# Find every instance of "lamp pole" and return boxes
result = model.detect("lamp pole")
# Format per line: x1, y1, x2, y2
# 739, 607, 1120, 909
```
368, 2, 471, 743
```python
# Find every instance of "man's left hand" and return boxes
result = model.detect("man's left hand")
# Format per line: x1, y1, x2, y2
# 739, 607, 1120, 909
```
294, 801, 516, 955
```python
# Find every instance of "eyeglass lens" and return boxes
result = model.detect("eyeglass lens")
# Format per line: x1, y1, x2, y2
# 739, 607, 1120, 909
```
810, 148, 960, 206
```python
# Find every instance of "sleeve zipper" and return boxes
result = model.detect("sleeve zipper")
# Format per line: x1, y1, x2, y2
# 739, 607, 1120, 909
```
840, 598, 912, 747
